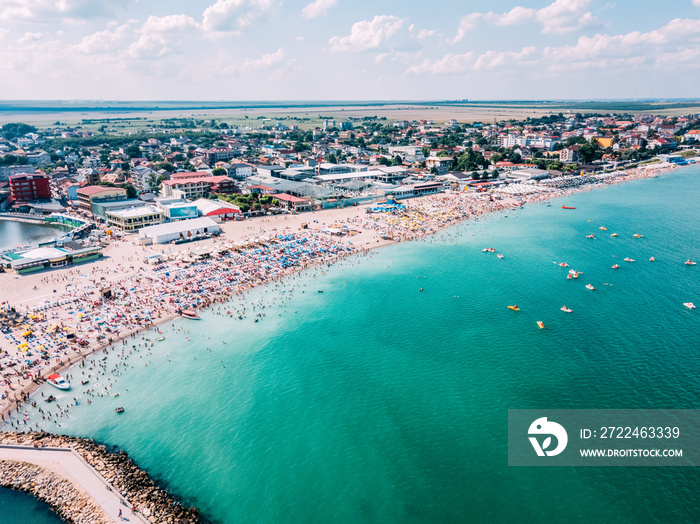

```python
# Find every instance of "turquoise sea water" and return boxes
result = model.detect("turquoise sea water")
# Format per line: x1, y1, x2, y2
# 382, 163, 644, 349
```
0, 489, 62, 524
3, 167, 700, 523
0, 220, 71, 251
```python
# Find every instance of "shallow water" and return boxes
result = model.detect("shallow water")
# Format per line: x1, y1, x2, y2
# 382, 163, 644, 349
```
0, 488, 62, 524
4, 167, 700, 523
0, 220, 71, 251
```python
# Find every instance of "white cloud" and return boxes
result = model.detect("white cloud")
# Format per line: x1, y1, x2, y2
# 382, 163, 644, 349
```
694, 0, 700, 6
202, 0, 279, 33
243, 47, 286, 69
72, 23, 132, 54
141, 15, 200, 33
0, 0, 126, 22
413, 16, 700, 77
301, 0, 337, 19
536, 0, 600, 34
329, 15, 404, 52
451, 0, 599, 42
126, 34, 173, 59
487, 6, 536, 26
375, 50, 422, 65
473, 46, 536, 70
72, 16, 199, 61
406, 52, 475, 75
450, 14, 482, 44
18, 32, 43, 43
542, 18, 700, 64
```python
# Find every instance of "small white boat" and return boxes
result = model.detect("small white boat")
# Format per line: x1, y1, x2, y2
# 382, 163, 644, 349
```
47, 373, 70, 390
623, 258, 635, 262
649, 257, 655, 262
497, 254, 504, 259
561, 306, 573, 313
685, 260, 697, 266
683, 302, 696, 309
181, 309, 201, 320
585, 284, 595, 290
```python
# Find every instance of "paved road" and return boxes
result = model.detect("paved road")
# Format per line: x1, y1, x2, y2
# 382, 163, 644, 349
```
0, 444, 149, 524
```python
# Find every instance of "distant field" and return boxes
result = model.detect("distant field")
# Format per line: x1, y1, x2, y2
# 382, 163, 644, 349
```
2, 100, 700, 131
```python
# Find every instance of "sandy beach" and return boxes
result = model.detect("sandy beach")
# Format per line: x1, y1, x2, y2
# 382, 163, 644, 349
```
0, 162, 677, 421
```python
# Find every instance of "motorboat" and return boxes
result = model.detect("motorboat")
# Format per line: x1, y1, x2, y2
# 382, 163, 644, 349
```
181, 309, 201, 320
559, 262, 569, 268
569, 269, 579, 278
497, 254, 504, 259
115, 407, 125, 414
623, 258, 635, 262
586, 284, 595, 290
567, 274, 572, 280
156, 337, 165, 342
560, 306, 573, 313
586, 234, 596, 239
649, 257, 655, 262
47, 373, 70, 390
611, 233, 618, 237
508, 305, 520, 311
685, 260, 697, 266
684, 302, 696, 309
612, 264, 620, 269
599, 227, 607, 231
562, 206, 576, 209
537, 321, 545, 329
633, 234, 643, 238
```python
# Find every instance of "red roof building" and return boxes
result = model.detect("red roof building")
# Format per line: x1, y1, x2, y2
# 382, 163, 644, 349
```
269, 193, 311, 212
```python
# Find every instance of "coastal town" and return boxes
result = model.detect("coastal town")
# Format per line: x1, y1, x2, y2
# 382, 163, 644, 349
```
0, 108, 697, 522
2, 110, 698, 399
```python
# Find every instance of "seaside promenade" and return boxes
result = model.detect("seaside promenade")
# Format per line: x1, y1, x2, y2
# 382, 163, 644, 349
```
0, 444, 147, 523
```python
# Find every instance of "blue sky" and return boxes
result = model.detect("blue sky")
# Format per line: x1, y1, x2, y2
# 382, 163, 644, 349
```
1, 0, 699, 100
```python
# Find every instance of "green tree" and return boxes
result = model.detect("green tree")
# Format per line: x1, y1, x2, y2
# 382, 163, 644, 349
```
377, 156, 391, 166
578, 143, 597, 164
1, 123, 37, 140
156, 162, 176, 173
211, 167, 228, 177
125, 144, 142, 158
391, 155, 403, 166
146, 172, 166, 193
324, 153, 338, 164
119, 183, 137, 198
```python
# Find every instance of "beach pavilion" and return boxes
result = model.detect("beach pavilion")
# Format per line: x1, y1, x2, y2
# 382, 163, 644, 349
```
138, 217, 220, 245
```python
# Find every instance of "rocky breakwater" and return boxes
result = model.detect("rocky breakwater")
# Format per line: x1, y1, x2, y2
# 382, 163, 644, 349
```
0, 459, 110, 523
0, 431, 200, 524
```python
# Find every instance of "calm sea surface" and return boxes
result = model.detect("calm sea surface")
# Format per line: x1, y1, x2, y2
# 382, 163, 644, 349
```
3, 167, 700, 523
0, 220, 71, 251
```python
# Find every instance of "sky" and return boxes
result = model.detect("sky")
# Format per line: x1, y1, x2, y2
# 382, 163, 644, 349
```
1, 0, 700, 101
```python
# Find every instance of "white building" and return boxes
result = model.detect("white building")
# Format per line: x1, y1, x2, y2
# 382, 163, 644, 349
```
139, 217, 220, 245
